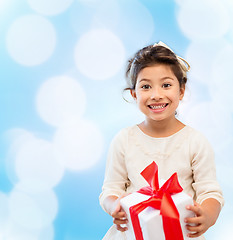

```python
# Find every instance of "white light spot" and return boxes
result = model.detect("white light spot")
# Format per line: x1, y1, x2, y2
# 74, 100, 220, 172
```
92, 0, 120, 30
211, 43, 233, 87
74, 29, 125, 80
177, 0, 230, 40
210, 43, 233, 112
221, 0, 233, 8
27, 0, 74, 16
6, 14, 56, 66
14, 138, 64, 192
174, 0, 185, 5
36, 76, 86, 127
185, 39, 229, 85
9, 188, 58, 230
3, 220, 53, 240
217, 160, 233, 190
0, 0, 7, 9
38, 225, 54, 240
53, 119, 104, 170
5, 128, 64, 192
70, 0, 120, 36
76, 0, 103, 6
5, 129, 35, 185
116, 0, 154, 49
4, 224, 39, 240
0, 192, 9, 232
183, 102, 233, 148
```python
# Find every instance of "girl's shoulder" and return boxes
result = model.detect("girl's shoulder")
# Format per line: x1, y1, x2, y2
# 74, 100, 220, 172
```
108, 125, 138, 153
184, 126, 214, 153
111, 125, 138, 141
185, 125, 211, 142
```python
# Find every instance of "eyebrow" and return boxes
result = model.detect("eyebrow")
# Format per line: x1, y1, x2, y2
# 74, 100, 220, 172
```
138, 77, 175, 83
138, 79, 151, 83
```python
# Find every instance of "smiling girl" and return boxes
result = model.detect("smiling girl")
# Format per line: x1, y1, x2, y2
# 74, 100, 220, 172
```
99, 42, 224, 240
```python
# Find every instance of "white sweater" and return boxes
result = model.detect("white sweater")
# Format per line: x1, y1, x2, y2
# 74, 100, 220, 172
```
99, 125, 224, 240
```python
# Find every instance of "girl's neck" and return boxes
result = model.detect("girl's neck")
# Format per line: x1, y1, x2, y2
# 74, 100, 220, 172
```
138, 117, 185, 138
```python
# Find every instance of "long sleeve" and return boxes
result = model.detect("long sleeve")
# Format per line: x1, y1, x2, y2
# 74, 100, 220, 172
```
99, 129, 130, 212
190, 130, 224, 207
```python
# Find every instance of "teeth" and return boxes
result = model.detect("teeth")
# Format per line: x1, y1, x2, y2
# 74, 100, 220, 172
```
150, 104, 166, 109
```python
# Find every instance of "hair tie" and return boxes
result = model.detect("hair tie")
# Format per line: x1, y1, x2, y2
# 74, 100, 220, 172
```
153, 41, 190, 72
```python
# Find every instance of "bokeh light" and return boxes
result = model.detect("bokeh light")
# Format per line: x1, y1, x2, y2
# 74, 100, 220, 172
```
3, 219, 54, 240
92, 0, 120, 30
14, 137, 64, 192
76, 0, 104, 7
70, 0, 120, 36
5, 129, 36, 185
177, 0, 230, 40
8, 188, 58, 230
27, 0, 74, 16
36, 76, 86, 127
185, 38, 228, 85
74, 29, 125, 80
211, 43, 233, 88
0, 192, 8, 233
0, 0, 6, 9
182, 101, 233, 147
3, 222, 40, 240
6, 14, 56, 66
38, 225, 54, 240
53, 119, 104, 170
117, 0, 154, 49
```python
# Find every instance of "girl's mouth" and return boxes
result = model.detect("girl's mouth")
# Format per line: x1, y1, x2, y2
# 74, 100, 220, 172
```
148, 103, 168, 110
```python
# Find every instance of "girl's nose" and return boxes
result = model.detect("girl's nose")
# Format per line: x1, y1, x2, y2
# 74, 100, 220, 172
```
150, 87, 163, 100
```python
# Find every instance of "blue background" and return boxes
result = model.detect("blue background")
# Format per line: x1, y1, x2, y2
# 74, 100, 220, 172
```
0, 0, 232, 239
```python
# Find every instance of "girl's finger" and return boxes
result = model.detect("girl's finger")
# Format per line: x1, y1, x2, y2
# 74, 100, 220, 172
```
116, 224, 128, 232
186, 223, 203, 232
185, 216, 202, 224
111, 210, 126, 219
186, 204, 202, 216
113, 217, 128, 225
187, 229, 205, 238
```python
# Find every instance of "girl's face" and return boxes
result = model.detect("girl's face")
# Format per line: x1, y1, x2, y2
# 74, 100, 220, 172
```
131, 64, 185, 124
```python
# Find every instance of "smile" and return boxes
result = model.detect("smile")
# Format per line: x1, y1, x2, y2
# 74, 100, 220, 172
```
148, 103, 168, 109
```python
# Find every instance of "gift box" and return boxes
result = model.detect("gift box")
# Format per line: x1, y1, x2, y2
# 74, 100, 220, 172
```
120, 161, 195, 240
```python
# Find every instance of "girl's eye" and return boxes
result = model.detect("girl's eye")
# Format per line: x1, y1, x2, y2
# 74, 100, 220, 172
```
142, 84, 151, 89
163, 83, 171, 88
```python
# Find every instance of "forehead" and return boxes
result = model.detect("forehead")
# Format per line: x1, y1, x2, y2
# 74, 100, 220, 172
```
137, 64, 177, 81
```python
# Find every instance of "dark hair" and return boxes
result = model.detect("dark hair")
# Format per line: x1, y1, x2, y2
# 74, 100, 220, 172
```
125, 44, 188, 91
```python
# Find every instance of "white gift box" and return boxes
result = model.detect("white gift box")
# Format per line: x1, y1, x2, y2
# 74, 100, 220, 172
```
120, 190, 196, 240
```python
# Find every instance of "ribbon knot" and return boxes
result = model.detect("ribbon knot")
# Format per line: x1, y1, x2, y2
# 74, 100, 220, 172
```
129, 161, 184, 240
152, 190, 158, 196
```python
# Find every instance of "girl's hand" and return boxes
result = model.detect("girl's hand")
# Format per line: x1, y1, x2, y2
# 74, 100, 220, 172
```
184, 199, 221, 238
111, 195, 128, 232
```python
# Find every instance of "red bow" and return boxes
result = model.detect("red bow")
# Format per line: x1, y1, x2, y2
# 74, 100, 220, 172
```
129, 161, 184, 240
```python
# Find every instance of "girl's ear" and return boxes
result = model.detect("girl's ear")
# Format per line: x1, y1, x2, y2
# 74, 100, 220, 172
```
179, 84, 185, 100
130, 89, 137, 100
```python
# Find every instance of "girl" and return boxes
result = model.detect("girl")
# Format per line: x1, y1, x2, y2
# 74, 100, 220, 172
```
99, 42, 224, 240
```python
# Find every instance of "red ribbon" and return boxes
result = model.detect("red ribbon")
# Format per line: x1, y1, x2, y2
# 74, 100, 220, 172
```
129, 161, 184, 240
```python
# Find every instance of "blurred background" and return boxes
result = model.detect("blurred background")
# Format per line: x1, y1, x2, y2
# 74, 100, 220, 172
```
0, 0, 233, 239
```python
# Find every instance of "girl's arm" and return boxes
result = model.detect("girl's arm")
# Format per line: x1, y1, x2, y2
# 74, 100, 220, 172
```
103, 195, 128, 232
187, 130, 224, 237
185, 198, 221, 238
100, 128, 130, 232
